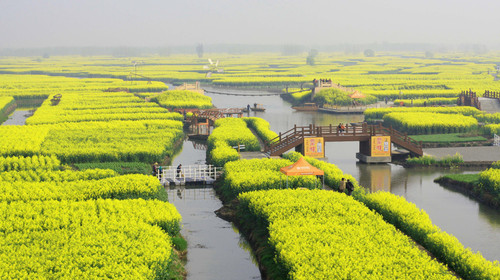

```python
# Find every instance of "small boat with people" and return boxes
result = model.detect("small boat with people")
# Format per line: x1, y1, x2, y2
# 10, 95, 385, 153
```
250, 103, 266, 112
292, 103, 318, 111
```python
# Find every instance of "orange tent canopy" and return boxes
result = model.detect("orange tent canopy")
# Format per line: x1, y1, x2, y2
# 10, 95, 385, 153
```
280, 157, 324, 176
349, 91, 366, 99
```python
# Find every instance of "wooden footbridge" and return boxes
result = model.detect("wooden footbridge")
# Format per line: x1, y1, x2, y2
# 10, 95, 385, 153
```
265, 123, 423, 158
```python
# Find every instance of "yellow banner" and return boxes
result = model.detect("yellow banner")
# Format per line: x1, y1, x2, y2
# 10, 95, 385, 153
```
371, 136, 391, 157
304, 137, 324, 158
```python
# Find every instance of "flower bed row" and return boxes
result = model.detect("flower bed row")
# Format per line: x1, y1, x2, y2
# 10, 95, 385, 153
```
0, 199, 181, 279
220, 158, 320, 201
207, 118, 260, 167
383, 112, 478, 134
237, 189, 456, 279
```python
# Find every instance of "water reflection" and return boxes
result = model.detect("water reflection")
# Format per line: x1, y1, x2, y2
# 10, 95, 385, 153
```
171, 138, 207, 166
357, 163, 391, 192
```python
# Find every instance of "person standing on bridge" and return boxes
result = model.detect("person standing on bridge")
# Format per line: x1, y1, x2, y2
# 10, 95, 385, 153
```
247, 104, 250, 112
177, 164, 182, 178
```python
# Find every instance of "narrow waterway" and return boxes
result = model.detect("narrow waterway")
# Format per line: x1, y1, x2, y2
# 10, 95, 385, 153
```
203, 87, 500, 262
167, 138, 261, 280
167, 185, 260, 280
1, 109, 34, 125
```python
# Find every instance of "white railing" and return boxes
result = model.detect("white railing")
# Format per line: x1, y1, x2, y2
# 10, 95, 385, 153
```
157, 164, 220, 185
494, 134, 500, 146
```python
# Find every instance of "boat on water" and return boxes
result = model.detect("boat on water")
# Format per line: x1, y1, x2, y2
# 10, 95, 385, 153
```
292, 103, 318, 111
250, 104, 266, 112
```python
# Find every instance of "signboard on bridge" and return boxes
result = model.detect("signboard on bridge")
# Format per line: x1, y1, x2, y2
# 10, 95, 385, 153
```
371, 136, 391, 157
304, 137, 324, 158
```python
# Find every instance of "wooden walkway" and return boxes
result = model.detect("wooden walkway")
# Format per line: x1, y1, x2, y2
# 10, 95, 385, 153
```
265, 123, 423, 157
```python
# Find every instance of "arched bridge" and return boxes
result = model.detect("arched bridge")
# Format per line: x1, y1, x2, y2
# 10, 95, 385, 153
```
265, 123, 423, 159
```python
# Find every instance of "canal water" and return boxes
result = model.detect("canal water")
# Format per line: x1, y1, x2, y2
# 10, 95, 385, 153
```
167, 186, 260, 280
199, 87, 500, 263
1, 109, 34, 125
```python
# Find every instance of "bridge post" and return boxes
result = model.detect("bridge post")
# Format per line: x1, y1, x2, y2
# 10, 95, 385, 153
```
329, 124, 332, 134
357, 136, 392, 164
279, 132, 282, 143
294, 124, 297, 134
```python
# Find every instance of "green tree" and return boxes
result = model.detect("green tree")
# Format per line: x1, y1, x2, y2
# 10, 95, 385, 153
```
364, 49, 375, 57
306, 55, 315, 66
196, 44, 204, 58
306, 49, 318, 66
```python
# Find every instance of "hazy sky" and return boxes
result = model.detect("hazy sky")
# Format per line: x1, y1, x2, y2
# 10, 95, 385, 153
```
1, 0, 499, 48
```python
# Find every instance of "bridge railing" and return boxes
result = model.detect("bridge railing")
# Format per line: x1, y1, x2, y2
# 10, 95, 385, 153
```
372, 123, 423, 154
266, 123, 423, 156
158, 165, 220, 184
484, 90, 500, 100
265, 123, 372, 154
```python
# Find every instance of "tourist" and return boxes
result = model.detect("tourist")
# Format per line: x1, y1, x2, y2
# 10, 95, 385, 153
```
158, 165, 163, 180
339, 178, 346, 193
177, 164, 182, 178
340, 123, 346, 135
346, 179, 354, 196
152, 162, 158, 176
337, 123, 342, 134
246, 104, 250, 112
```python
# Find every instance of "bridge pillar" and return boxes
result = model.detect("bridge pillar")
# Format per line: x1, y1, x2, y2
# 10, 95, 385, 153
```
356, 138, 391, 163
295, 144, 303, 154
